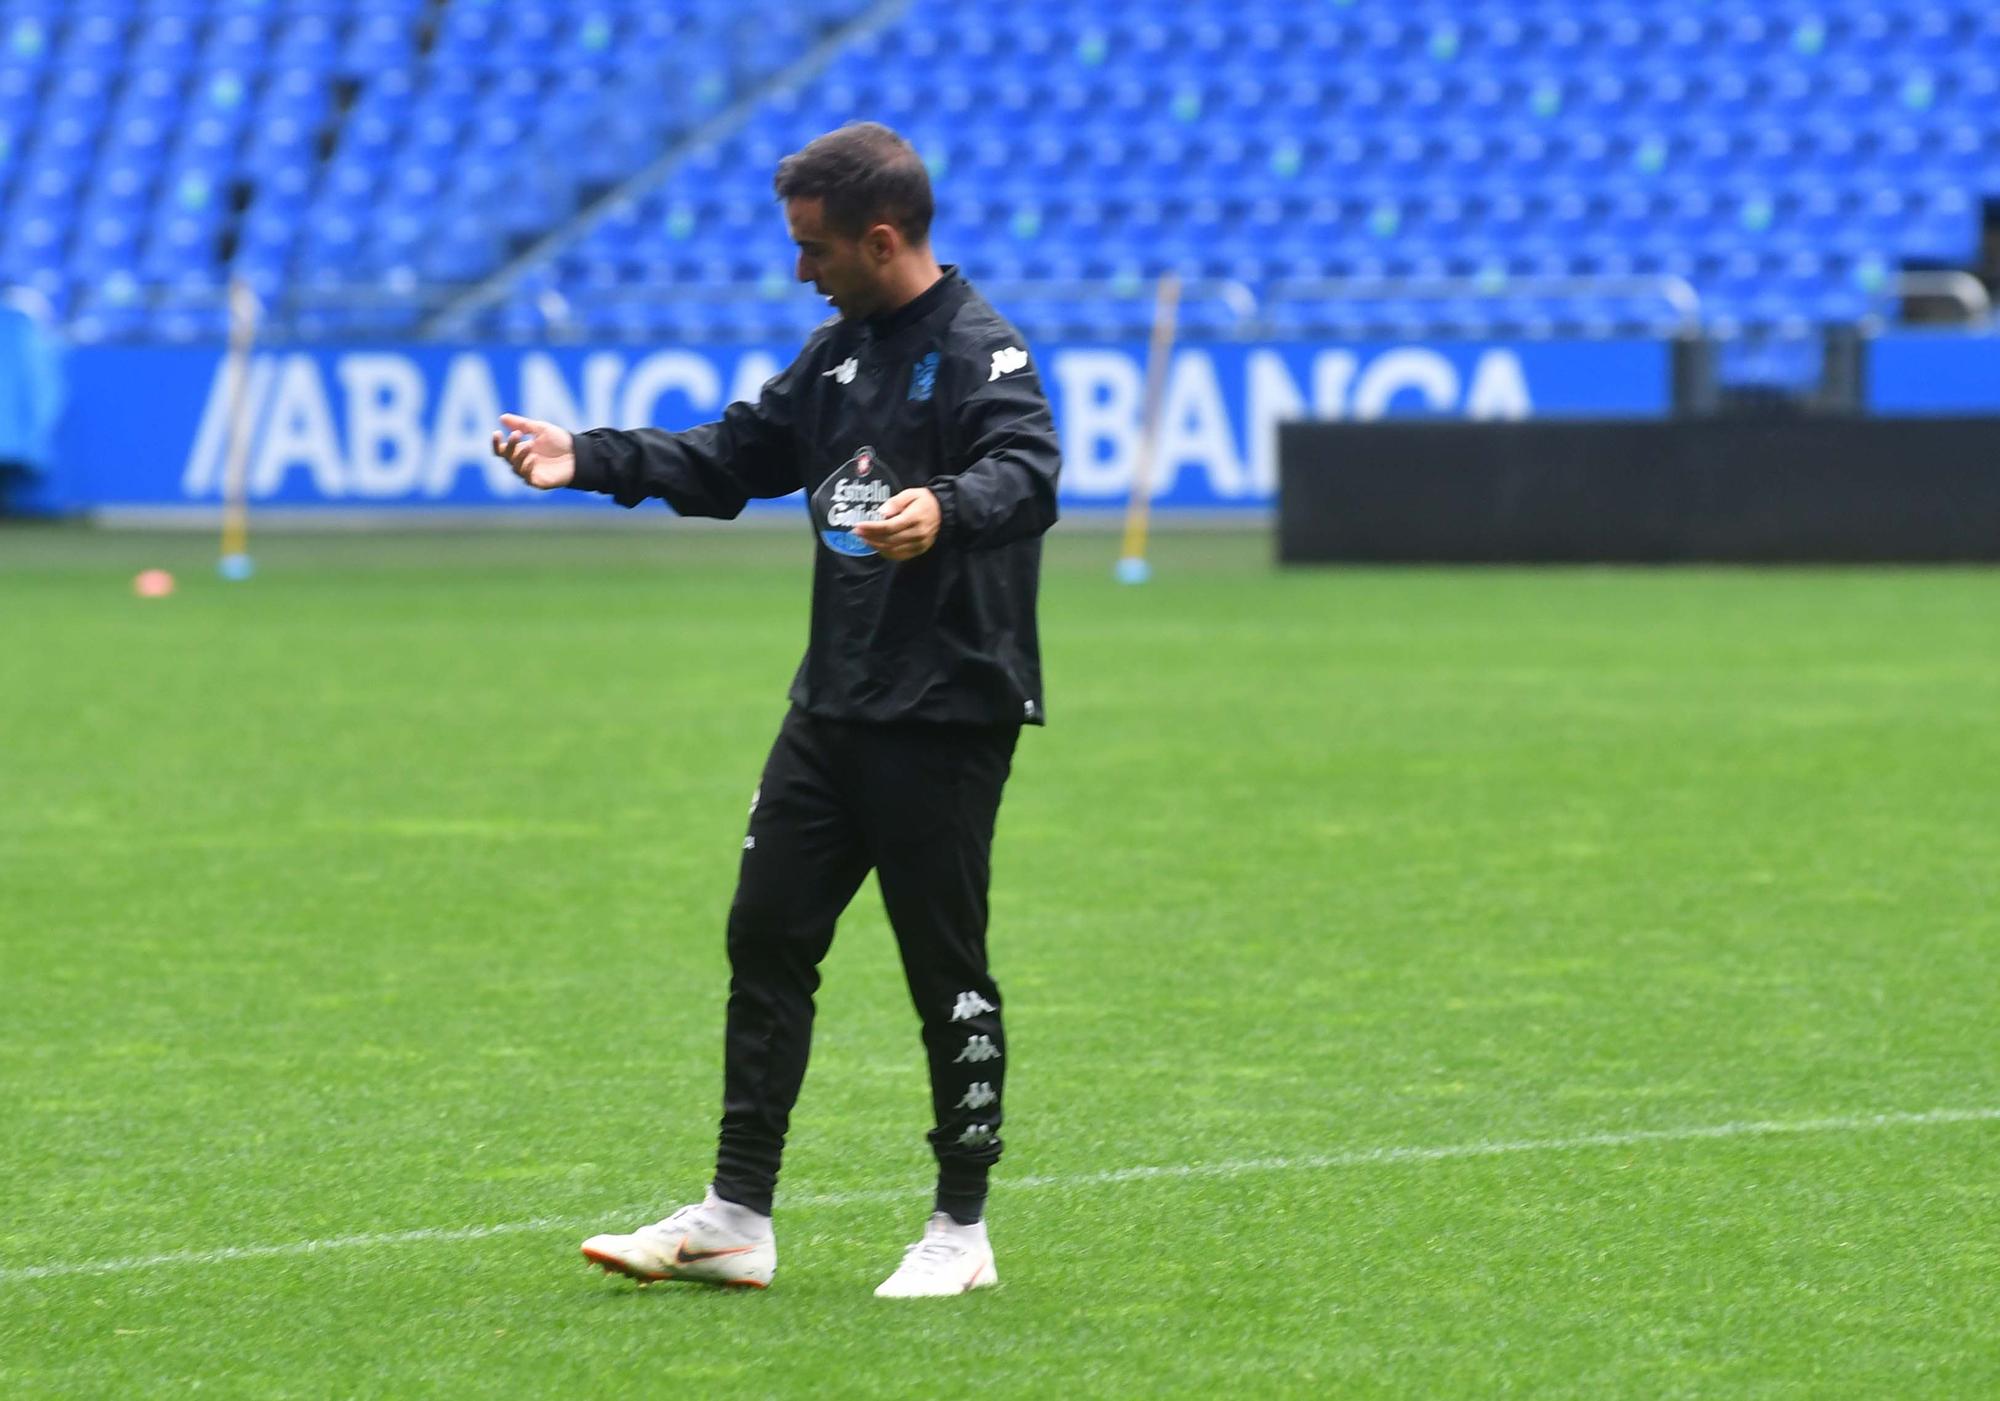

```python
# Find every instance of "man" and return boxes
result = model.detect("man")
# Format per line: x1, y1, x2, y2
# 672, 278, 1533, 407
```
491, 122, 1059, 1298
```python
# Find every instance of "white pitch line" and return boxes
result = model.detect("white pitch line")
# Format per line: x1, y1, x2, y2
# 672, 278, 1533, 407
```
996, 1104, 2000, 1191
4, 1105, 1994, 1286
0, 1216, 585, 1284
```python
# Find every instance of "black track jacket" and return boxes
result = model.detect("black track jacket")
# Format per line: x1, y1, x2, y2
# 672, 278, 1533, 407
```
566, 267, 1060, 727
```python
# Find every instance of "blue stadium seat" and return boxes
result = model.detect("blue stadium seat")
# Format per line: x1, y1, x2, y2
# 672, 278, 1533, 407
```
200, 13, 268, 69
338, 11, 415, 75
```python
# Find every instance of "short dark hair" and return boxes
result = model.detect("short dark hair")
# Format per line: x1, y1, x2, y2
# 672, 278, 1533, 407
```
773, 122, 933, 247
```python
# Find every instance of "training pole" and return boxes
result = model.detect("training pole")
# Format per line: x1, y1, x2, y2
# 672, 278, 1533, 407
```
1116, 272, 1182, 584
217, 278, 260, 581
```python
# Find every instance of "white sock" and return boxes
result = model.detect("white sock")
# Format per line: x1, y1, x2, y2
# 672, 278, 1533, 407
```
705, 1186, 774, 1237
931, 1212, 988, 1245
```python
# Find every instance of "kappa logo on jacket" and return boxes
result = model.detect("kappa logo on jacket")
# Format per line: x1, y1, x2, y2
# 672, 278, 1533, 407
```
988, 346, 1029, 381
823, 356, 859, 384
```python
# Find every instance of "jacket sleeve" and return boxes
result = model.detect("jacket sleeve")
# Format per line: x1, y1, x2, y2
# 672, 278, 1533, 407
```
565, 354, 805, 516
928, 340, 1061, 549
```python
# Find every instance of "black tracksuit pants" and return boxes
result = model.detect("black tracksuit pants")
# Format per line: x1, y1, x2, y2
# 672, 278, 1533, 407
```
712, 707, 1019, 1221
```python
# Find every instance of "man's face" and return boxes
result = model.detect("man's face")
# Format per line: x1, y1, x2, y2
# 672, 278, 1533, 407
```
787, 196, 883, 319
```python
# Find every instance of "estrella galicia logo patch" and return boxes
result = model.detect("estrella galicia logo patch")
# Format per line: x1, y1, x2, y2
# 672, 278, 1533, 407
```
810, 446, 903, 558
908, 351, 939, 402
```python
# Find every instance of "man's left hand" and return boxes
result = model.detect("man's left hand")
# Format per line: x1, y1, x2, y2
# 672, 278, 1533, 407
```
854, 488, 942, 561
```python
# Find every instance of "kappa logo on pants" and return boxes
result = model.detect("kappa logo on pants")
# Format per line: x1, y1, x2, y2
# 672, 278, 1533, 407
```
954, 1035, 1001, 1064
957, 1082, 998, 1110
950, 990, 998, 1022
957, 1123, 997, 1149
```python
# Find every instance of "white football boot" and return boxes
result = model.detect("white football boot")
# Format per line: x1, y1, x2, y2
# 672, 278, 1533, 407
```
873, 1212, 999, 1298
581, 1190, 776, 1289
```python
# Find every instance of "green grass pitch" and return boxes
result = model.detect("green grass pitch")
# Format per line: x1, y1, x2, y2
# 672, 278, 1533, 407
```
3, 524, 1997, 1397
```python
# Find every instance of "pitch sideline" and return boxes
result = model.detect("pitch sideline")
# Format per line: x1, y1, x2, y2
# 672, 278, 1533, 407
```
5, 1105, 1995, 1285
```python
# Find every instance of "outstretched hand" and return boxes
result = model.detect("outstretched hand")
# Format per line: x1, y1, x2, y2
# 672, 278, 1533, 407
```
854, 488, 942, 561
491, 414, 577, 490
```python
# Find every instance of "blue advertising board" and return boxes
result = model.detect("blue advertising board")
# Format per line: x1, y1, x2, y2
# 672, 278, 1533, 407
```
1868, 330, 2000, 414
44, 338, 1671, 513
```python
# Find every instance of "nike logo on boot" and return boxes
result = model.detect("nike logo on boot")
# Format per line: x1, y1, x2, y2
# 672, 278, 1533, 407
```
674, 1242, 758, 1266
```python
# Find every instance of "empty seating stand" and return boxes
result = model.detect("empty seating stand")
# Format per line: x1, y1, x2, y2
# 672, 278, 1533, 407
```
511, 0, 1997, 348
0, 0, 867, 342
0, 0, 1992, 351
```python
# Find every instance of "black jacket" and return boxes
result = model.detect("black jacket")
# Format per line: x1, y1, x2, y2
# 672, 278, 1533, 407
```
567, 267, 1060, 727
